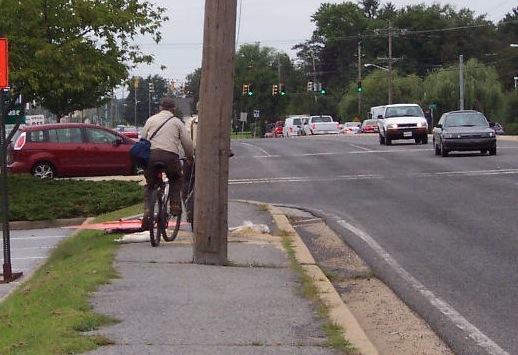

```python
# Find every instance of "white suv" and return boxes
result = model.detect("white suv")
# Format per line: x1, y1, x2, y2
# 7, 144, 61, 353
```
376, 104, 428, 145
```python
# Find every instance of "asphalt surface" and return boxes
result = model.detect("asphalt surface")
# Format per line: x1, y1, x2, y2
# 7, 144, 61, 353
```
228, 134, 518, 355
0, 200, 378, 355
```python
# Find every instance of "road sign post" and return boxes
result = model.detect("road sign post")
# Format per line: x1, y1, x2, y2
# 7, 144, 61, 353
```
428, 103, 437, 128
0, 65, 23, 282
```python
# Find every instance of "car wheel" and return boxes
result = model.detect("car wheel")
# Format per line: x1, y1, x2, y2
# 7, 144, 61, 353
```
440, 142, 448, 157
385, 136, 392, 145
32, 162, 56, 179
489, 146, 497, 156
379, 133, 385, 145
422, 135, 428, 144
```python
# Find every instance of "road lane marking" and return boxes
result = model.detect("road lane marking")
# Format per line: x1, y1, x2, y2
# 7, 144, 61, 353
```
337, 219, 509, 355
237, 142, 273, 156
229, 168, 518, 185
11, 235, 67, 241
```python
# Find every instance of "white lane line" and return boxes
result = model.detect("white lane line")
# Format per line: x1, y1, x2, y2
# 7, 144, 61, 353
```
12, 256, 46, 260
229, 168, 518, 185
238, 142, 272, 156
229, 174, 384, 185
11, 235, 67, 241
337, 219, 509, 355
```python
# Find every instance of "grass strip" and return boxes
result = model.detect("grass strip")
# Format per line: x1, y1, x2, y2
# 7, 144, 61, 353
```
278, 229, 359, 355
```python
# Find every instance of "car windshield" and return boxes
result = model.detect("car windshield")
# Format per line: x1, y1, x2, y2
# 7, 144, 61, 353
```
385, 106, 424, 118
444, 113, 488, 127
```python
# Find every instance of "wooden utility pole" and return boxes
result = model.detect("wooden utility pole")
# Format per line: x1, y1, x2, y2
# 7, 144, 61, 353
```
193, 0, 237, 265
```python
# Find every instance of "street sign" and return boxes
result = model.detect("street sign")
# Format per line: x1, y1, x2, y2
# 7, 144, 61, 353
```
0, 38, 8, 88
253, 110, 260, 118
239, 112, 247, 122
428, 103, 437, 110
6, 110, 25, 124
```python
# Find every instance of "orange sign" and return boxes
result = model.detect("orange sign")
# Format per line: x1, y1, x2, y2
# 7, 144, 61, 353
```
0, 38, 8, 88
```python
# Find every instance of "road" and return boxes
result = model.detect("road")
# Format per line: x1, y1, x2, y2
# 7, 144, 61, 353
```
0, 227, 73, 300
229, 134, 518, 355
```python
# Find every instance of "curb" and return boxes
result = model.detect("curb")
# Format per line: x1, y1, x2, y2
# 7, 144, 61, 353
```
237, 199, 379, 355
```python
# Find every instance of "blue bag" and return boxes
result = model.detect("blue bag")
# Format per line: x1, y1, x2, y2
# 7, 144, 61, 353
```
129, 138, 151, 167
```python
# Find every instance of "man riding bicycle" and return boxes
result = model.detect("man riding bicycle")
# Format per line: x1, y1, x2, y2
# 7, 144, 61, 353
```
140, 97, 194, 230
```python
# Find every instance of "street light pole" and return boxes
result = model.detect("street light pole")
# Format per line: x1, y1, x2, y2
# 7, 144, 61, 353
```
357, 36, 362, 117
133, 76, 139, 128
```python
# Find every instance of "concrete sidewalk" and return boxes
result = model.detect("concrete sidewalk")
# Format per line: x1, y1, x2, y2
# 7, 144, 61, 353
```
84, 200, 378, 354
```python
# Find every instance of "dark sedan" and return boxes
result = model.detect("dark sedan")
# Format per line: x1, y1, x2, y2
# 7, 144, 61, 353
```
432, 110, 496, 157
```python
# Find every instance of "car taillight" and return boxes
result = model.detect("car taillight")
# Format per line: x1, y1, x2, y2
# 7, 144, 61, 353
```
312, 123, 316, 130
14, 132, 27, 150
289, 127, 293, 132
336, 123, 340, 129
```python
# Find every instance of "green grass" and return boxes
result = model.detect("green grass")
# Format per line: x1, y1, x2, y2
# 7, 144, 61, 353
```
0, 205, 143, 354
4, 174, 143, 221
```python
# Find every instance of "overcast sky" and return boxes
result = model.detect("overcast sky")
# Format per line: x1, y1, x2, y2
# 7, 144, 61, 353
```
131, 0, 515, 85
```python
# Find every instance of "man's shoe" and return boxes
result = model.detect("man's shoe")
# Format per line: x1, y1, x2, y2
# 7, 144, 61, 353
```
140, 217, 150, 231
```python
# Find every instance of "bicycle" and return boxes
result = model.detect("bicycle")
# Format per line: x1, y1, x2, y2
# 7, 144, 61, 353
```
182, 159, 195, 230
146, 162, 181, 247
146, 159, 195, 247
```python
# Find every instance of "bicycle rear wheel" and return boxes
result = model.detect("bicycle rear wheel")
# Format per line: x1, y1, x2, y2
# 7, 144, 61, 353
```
149, 189, 162, 247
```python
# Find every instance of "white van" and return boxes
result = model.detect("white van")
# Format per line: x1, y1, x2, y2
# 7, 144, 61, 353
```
283, 115, 308, 137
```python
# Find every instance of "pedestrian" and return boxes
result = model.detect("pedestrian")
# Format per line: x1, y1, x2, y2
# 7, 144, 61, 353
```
140, 97, 194, 230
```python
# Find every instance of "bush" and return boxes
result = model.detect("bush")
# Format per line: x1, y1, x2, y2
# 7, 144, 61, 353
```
3, 174, 143, 221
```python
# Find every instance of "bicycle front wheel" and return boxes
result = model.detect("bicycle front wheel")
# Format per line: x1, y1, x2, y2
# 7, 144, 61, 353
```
149, 189, 162, 247
162, 212, 182, 242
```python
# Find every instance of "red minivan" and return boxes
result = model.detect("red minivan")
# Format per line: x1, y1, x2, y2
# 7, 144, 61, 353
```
7, 123, 140, 178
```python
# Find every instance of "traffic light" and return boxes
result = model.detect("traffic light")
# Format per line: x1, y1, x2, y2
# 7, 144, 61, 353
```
320, 87, 326, 95
242, 83, 249, 96
272, 84, 278, 96
169, 80, 175, 93
148, 82, 154, 93
307, 81, 313, 92
279, 83, 286, 96
247, 83, 254, 96
357, 81, 362, 93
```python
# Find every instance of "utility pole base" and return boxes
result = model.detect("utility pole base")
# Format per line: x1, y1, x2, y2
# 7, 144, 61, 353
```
1, 263, 23, 284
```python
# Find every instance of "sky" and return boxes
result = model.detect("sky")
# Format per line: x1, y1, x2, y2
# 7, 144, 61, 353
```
130, 0, 515, 87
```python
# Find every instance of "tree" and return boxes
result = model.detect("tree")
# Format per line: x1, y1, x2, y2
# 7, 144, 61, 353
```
0, 0, 168, 119
234, 43, 297, 129
423, 58, 505, 118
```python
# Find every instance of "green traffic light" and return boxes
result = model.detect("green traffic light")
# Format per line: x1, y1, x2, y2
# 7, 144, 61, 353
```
248, 91, 254, 96
320, 89, 326, 95
357, 87, 362, 92
281, 91, 286, 96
